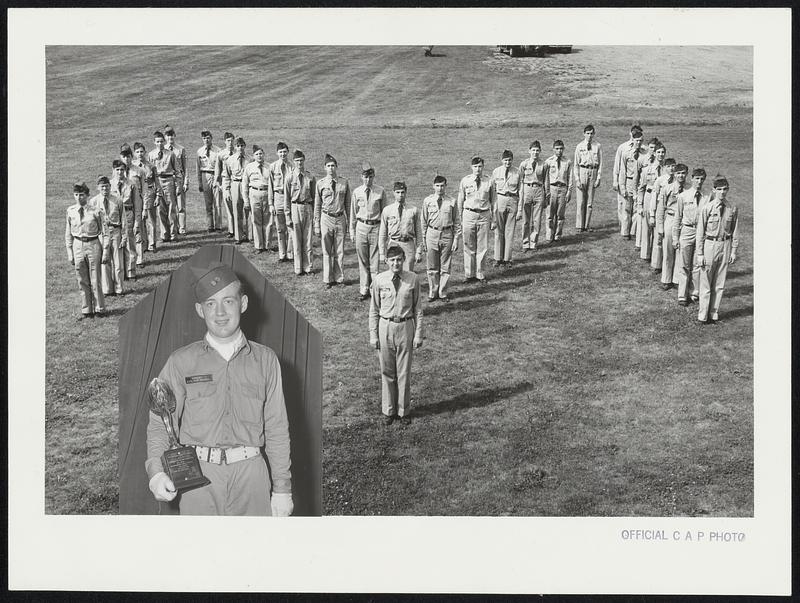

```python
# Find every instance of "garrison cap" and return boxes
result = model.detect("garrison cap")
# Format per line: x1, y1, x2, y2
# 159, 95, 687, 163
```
674, 163, 688, 173
529, 141, 541, 150
692, 168, 707, 178
73, 182, 89, 194
664, 158, 676, 166
501, 149, 513, 159
191, 262, 240, 302
293, 149, 305, 160
324, 153, 337, 165
164, 125, 176, 135
201, 130, 212, 138
119, 143, 133, 157
471, 156, 484, 165
433, 174, 447, 185
112, 159, 125, 169
713, 176, 729, 188
234, 137, 246, 147
224, 132, 235, 139
553, 139, 564, 147
252, 144, 263, 153
361, 161, 374, 175
386, 244, 405, 258
97, 175, 110, 185
276, 141, 289, 151
393, 180, 407, 191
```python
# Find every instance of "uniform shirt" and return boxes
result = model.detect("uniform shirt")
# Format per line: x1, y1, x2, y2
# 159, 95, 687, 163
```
214, 147, 235, 186
616, 144, 643, 192
518, 158, 549, 187
544, 154, 574, 196
656, 179, 685, 232
89, 193, 125, 230
65, 202, 105, 250
696, 198, 740, 254
125, 163, 147, 197
379, 202, 423, 256
573, 140, 603, 179
314, 175, 351, 224
109, 176, 140, 211
145, 334, 292, 493
421, 193, 461, 241
613, 140, 634, 189
672, 187, 709, 246
285, 168, 316, 205
350, 184, 388, 231
222, 152, 248, 192
165, 143, 187, 179
457, 173, 495, 211
147, 148, 179, 178
196, 144, 222, 185
241, 161, 270, 207
650, 173, 673, 221
268, 159, 292, 198
491, 165, 522, 196
368, 269, 423, 343
132, 159, 159, 192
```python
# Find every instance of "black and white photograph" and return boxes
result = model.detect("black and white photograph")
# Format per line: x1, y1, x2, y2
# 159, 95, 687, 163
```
8, 6, 791, 595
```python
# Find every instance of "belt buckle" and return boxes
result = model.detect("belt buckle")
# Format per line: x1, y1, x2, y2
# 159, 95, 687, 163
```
219, 448, 227, 464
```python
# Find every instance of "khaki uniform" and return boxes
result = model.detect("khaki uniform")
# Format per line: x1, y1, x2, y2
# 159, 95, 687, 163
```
673, 187, 709, 303
573, 139, 602, 230
633, 152, 655, 246
421, 193, 461, 298
350, 183, 389, 295
242, 160, 271, 251
285, 167, 316, 275
656, 179, 684, 285
269, 159, 294, 260
214, 147, 235, 235
696, 197, 740, 321
517, 158, 549, 249
379, 202, 423, 272
90, 193, 126, 295
637, 161, 663, 261
649, 173, 673, 270
457, 174, 495, 278
125, 162, 148, 251
222, 152, 249, 243
132, 159, 160, 252
65, 202, 106, 315
544, 154, 573, 240
165, 143, 188, 234
196, 144, 223, 231
613, 141, 642, 237
110, 176, 141, 275
368, 270, 423, 418
148, 148, 180, 240
314, 175, 351, 285
491, 165, 521, 261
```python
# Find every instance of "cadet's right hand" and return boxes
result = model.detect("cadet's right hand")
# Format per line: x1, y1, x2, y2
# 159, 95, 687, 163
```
371, 339, 380, 350
224, 191, 232, 203
68, 256, 74, 266
612, 183, 619, 193
149, 472, 177, 502
697, 254, 706, 269
451, 240, 458, 252
515, 212, 522, 221
648, 217, 655, 227
314, 227, 321, 237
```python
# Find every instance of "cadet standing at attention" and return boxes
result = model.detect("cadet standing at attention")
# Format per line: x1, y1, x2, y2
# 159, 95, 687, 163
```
379, 180, 423, 272
196, 130, 222, 232
164, 125, 189, 235
285, 149, 316, 276
242, 145, 271, 253
118, 143, 147, 257
573, 124, 603, 232
613, 125, 643, 240
672, 168, 708, 306
544, 139, 573, 242
148, 130, 180, 243
457, 156, 496, 282
222, 137, 249, 244
518, 142, 550, 251
637, 143, 665, 261
633, 137, 659, 250
269, 142, 294, 262
132, 142, 160, 254
368, 244, 424, 426
110, 159, 140, 278
656, 163, 687, 290
65, 181, 106, 319
215, 132, 237, 239
491, 150, 521, 266
314, 153, 351, 289
350, 161, 389, 301
695, 176, 740, 324
421, 175, 460, 301
90, 175, 126, 296
649, 156, 676, 272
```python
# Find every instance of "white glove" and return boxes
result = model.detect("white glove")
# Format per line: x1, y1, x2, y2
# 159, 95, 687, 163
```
271, 492, 294, 517
149, 472, 177, 502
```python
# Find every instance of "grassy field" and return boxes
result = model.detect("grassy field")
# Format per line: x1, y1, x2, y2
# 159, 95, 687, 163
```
44, 46, 753, 515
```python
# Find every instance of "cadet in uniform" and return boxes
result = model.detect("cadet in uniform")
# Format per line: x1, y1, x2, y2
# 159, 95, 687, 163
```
421, 175, 461, 301
656, 163, 688, 290
637, 143, 665, 261
242, 144, 271, 253
222, 137, 249, 244
164, 126, 189, 235
269, 142, 294, 261
649, 157, 676, 271
350, 161, 389, 300
133, 142, 161, 254
110, 160, 140, 278
491, 150, 521, 266
573, 124, 603, 231
90, 175, 126, 296
314, 153, 351, 289
379, 180, 423, 272
457, 156, 496, 281
196, 130, 222, 232
634, 137, 659, 249
65, 182, 106, 319
285, 150, 316, 276
613, 125, 643, 240
696, 176, 740, 323
368, 245, 424, 425
518, 142, 550, 251
119, 143, 147, 258
673, 168, 709, 306
215, 132, 236, 238
146, 262, 293, 516
544, 139, 573, 242
148, 131, 180, 242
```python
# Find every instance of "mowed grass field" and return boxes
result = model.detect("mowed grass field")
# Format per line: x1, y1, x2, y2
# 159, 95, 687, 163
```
44, 46, 753, 515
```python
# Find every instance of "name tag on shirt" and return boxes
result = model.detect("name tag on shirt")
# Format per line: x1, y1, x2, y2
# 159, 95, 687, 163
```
186, 374, 213, 384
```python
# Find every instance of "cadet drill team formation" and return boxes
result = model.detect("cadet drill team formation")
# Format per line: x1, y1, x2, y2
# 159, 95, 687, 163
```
65, 123, 742, 425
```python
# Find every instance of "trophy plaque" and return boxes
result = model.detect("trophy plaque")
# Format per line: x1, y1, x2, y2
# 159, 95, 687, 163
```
148, 378, 211, 491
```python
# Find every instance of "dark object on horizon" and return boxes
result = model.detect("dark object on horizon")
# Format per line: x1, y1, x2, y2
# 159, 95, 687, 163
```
498, 45, 573, 57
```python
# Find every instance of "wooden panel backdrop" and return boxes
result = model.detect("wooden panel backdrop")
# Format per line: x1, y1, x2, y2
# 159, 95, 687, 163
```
118, 245, 322, 515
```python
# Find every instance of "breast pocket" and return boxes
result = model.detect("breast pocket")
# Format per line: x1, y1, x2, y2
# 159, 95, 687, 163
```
183, 382, 219, 429
234, 383, 265, 425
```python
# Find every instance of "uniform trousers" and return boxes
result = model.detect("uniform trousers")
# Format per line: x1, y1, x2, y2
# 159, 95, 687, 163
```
355, 222, 380, 295
102, 226, 124, 295
320, 213, 346, 284
575, 167, 596, 230
547, 185, 569, 240
178, 455, 271, 516
378, 318, 415, 418
494, 194, 518, 261
201, 173, 220, 230
158, 177, 179, 240
142, 186, 159, 251
250, 189, 270, 251
617, 185, 634, 236
462, 209, 489, 278
224, 186, 236, 236
425, 227, 454, 297
639, 192, 654, 260
521, 184, 545, 249
72, 238, 105, 315
677, 230, 700, 302
273, 193, 292, 259
122, 207, 137, 276
660, 214, 680, 284
290, 202, 314, 275
697, 239, 732, 322
230, 182, 248, 242
176, 177, 187, 234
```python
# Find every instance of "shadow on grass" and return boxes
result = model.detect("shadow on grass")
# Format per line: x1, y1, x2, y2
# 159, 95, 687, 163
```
721, 304, 753, 320
441, 261, 568, 304
424, 294, 508, 317
722, 284, 753, 299
414, 380, 534, 417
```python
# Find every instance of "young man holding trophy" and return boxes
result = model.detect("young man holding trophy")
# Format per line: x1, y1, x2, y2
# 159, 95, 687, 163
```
145, 262, 293, 516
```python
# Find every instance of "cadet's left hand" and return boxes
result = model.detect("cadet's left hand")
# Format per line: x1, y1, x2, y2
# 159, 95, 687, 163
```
415, 251, 423, 264
121, 237, 128, 248
270, 205, 277, 216
515, 212, 522, 221
729, 253, 737, 265
270, 492, 294, 517
371, 339, 380, 350
489, 222, 496, 231
451, 239, 459, 252
413, 338, 423, 349
594, 178, 601, 188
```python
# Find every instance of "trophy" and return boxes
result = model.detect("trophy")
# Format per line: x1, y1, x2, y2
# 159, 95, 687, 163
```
148, 377, 210, 491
